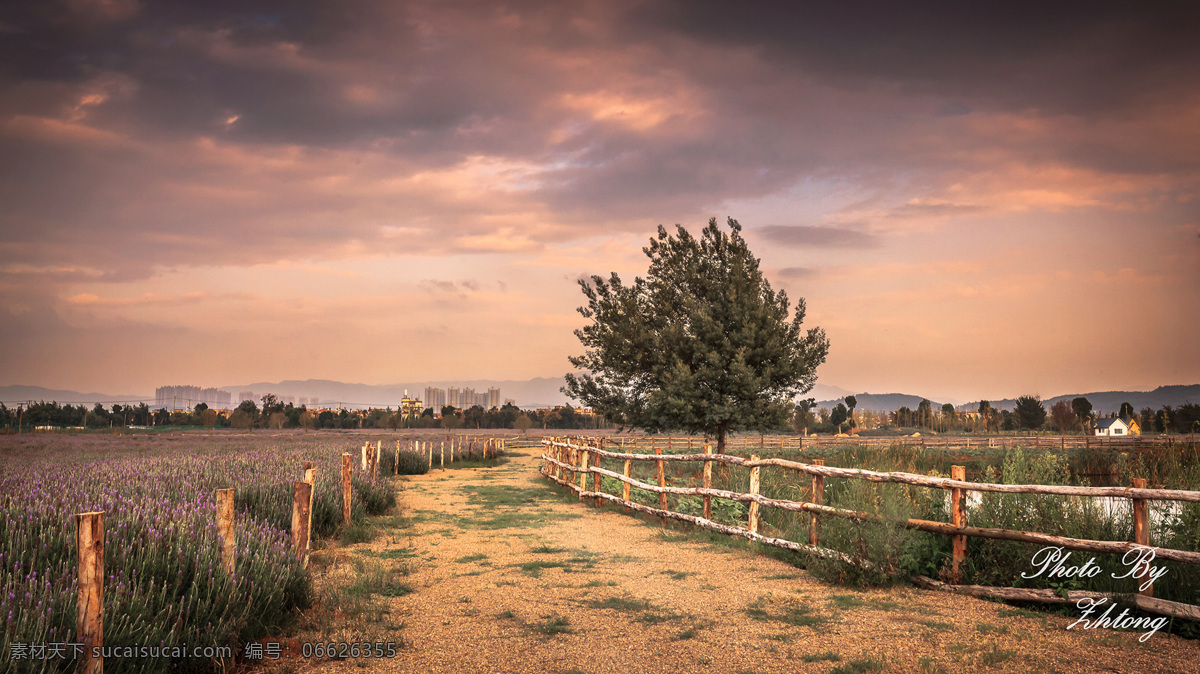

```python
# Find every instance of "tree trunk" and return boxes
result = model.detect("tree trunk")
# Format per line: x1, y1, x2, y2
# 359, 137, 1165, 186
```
717, 427, 727, 454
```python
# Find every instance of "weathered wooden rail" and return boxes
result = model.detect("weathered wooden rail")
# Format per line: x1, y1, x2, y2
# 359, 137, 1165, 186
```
596, 433, 1189, 452
540, 436, 1200, 621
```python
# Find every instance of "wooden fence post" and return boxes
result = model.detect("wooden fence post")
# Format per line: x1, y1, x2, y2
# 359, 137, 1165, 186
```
291, 481, 313, 566
578, 449, 589, 500
951, 465, 967, 584
76, 510, 104, 674
427, 440, 433, 471
361, 442, 368, 470
441, 441, 445, 469
810, 459, 824, 546
656, 446, 667, 525
341, 453, 352, 524
375, 441, 382, 480
593, 440, 603, 507
623, 459, 632, 512
1132, 477, 1152, 597
703, 442, 713, 520
216, 489, 236, 574
748, 455, 761, 534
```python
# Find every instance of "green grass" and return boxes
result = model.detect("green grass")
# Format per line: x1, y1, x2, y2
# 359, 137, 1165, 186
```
361, 547, 419, 560
918, 620, 953, 630
980, 644, 1017, 666
341, 521, 376, 544
344, 561, 415, 598
588, 595, 654, 612
537, 615, 573, 636
744, 596, 827, 628
586, 594, 685, 625
455, 553, 489, 563
518, 560, 568, 576
531, 544, 567, 554
801, 651, 841, 663
830, 659, 885, 673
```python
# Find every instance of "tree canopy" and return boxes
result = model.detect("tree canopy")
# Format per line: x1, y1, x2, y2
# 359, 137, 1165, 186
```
1014, 395, 1046, 430
563, 217, 829, 452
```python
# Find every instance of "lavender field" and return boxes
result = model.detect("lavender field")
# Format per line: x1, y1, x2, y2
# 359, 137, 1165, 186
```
0, 431, 402, 673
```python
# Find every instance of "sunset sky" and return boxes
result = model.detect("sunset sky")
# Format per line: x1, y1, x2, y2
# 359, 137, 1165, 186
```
2, 1, 1198, 403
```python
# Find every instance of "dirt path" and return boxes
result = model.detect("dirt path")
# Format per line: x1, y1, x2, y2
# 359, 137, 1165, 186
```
292, 450, 1200, 673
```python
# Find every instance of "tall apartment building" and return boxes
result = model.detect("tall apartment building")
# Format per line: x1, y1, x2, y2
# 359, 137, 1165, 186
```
424, 387, 447, 412
425, 385, 501, 412
155, 385, 232, 410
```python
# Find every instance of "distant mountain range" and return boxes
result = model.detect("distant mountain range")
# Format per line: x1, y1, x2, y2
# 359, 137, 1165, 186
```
2, 381, 1196, 414
955, 385, 1200, 416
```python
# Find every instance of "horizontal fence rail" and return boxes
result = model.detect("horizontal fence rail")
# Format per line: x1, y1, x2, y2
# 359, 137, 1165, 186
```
591, 433, 1189, 451
540, 435, 1200, 620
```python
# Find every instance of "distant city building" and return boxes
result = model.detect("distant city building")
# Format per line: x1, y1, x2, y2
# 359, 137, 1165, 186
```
400, 392, 423, 416
425, 385, 501, 412
239, 391, 255, 403
155, 385, 232, 410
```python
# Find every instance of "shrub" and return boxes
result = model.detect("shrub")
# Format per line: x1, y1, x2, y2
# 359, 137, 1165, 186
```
394, 450, 431, 475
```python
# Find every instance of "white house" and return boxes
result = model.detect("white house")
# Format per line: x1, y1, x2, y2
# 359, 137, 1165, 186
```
1094, 417, 1130, 437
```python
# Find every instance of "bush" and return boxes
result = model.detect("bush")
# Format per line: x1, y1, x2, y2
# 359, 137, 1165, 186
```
802, 480, 927, 587
395, 450, 431, 475
352, 474, 396, 516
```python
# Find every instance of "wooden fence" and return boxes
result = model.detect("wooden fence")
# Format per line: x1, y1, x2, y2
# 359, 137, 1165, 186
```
591, 433, 1190, 452
540, 436, 1200, 621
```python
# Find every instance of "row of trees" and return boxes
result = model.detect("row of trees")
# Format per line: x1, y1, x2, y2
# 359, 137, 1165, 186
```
788, 393, 1200, 436
0, 396, 615, 432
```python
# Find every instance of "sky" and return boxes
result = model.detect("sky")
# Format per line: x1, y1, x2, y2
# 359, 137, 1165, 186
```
1, 1, 1198, 403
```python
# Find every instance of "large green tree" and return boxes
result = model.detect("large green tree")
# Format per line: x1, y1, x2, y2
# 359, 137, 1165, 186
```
1072, 397, 1094, 432
1014, 395, 1046, 430
563, 217, 829, 452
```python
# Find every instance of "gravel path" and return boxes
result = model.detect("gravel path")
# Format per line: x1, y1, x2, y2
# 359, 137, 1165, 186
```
284, 449, 1200, 674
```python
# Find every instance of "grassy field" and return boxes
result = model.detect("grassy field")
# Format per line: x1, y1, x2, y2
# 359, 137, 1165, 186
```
0, 431, 416, 673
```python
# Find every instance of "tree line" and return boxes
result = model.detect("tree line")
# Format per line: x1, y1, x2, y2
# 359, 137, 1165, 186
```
792, 394, 1200, 435
0, 395, 615, 432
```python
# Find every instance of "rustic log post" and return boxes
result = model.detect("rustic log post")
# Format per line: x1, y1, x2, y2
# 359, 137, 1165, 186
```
291, 481, 313, 566
216, 489, 236, 574
593, 442, 603, 508
441, 441, 445, 469
427, 440, 433, 471
375, 440, 382, 479
76, 510, 104, 674
622, 459, 632, 512
810, 459, 824, 546
1132, 477, 1152, 597
951, 465, 967, 584
748, 455, 761, 534
361, 442, 368, 470
703, 442, 713, 520
578, 449, 589, 499
395, 440, 400, 475
656, 446, 667, 525
341, 453, 352, 523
